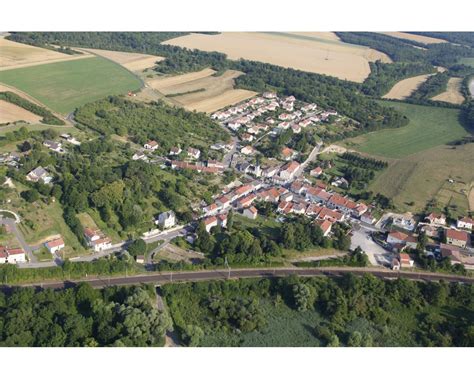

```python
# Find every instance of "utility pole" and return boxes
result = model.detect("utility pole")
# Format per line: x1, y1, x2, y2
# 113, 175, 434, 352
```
225, 256, 231, 280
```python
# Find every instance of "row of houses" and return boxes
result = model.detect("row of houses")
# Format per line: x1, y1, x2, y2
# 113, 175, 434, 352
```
171, 160, 224, 174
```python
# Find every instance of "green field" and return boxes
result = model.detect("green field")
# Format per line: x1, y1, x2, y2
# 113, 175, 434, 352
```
459, 57, 474, 68
0, 57, 141, 114
344, 101, 468, 158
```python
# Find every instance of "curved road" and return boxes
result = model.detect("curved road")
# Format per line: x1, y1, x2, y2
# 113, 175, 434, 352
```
6, 267, 474, 290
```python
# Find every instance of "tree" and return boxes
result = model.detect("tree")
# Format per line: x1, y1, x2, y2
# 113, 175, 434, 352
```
292, 283, 314, 311
21, 189, 40, 203
128, 239, 146, 257
227, 209, 234, 232
183, 324, 204, 347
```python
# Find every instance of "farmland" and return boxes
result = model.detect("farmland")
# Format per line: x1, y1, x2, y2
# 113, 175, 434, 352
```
431, 77, 465, 104
165, 32, 391, 82
459, 57, 474, 67
0, 100, 42, 124
382, 73, 433, 99
343, 101, 468, 158
343, 101, 474, 213
77, 47, 164, 72
0, 37, 93, 71
146, 68, 257, 113
0, 56, 142, 114
378, 32, 448, 45
368, 144, 474, 215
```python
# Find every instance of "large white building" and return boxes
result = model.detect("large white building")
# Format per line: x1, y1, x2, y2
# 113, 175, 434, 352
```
156, 210, 176, 229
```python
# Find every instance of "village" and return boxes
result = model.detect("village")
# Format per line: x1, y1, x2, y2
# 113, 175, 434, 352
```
0, 91, 473, 274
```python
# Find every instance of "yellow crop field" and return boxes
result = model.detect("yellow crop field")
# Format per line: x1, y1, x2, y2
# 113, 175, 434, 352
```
0, 100, 42, 124
164, 32, 391, 82
382, 74, 433, 99
379, 32, 448, 44
0, 37, 93, 71
431, 77, 465, 104
77, 47, 164, 72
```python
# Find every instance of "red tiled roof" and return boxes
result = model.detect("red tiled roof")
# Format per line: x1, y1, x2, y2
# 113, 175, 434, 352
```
45, 238, 65, 248
446, 229, 469, 242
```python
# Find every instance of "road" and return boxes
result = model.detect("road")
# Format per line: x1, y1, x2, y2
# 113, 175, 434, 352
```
7, 266, 474, 290
295, 141, 323, 177
0, 217, 36, 263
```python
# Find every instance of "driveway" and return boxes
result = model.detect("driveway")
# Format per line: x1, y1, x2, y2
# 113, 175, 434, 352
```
0, 217, 37, 263
351, 227, 392, 267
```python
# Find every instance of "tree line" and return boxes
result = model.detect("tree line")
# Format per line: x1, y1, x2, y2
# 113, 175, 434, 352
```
0, 91, 64, 125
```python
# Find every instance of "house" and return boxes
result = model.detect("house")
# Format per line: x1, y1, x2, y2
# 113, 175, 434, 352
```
310, 167, 323, 177
241, 133, 254, 142
457, 217, 474, 230
280, 192, 294, 203
263, 92, 277, 99
391, 258, 401, 270
144, 140, 159, 151
281, 147, 297, 161
262, 166, 279, 178
316, 207, 344, 222
44, 238, 65, 254
156, 210, 176, 229
203, 203, 220, 216
299, 119, 312, 128
207, 160, 225, 169
203, 216, 218, 232
331, 177, 349, 189
83, 228, 101, 244
306, 187, 332, 204
315, 219, 333, 237
292, 202, 308, 215
243, 206, 258, 220
291, 124, 302, 134
241, 146, 256, 155
279, 161, 300, 181
446, 229, 470, 248
91, 237, 112, 252
132, 151, 147, 161
136, 255, 145, 264
169, 147, 182, 156
187, 147, 201, 160
420, 224, 439, 238
237, 194, 257, 209
392, 213, 417, 232
217, 213, 228, 228
361, 213, 377, 225
387, 231, 417, 249
216, 195, 232, 209
425, 212, 446, 226
26, 166, 53, 184
0, 246, 8, 264
399, 253, 414, 268
6, 248, 26, 263
43, 140, 64, 153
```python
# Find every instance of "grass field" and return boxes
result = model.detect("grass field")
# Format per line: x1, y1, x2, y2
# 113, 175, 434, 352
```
459, 57, 474, 68
344, 101, 474, 214
0, 56, 142, 114
343, 101, 469, 158
165, 32, 391, 82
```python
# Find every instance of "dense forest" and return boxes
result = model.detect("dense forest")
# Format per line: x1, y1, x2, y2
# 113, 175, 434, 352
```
0, 284, 172, 346
0, 91, 64, 125
7, 32, 409, 131
74, 96, 229, 149
408, 32, 474, 48
163, 276, 474, 347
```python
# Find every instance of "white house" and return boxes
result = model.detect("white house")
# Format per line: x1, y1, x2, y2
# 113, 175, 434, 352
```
203, 216, 218, 232
6, 248, 26, 263
243, 206, 258, 220
44, 238, 65, 254
144, 140, 159, 151
279, 161, 300, 181
187, 147, 201, 160
26, 166, 53, 184
0, 247, 7, 264
156, 210, 176, 229
457, 217, 474, 230
169, 146, 182, 156
92, 237, 112, 252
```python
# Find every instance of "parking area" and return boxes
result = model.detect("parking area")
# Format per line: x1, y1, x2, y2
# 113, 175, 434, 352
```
351, 226, 392, 267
